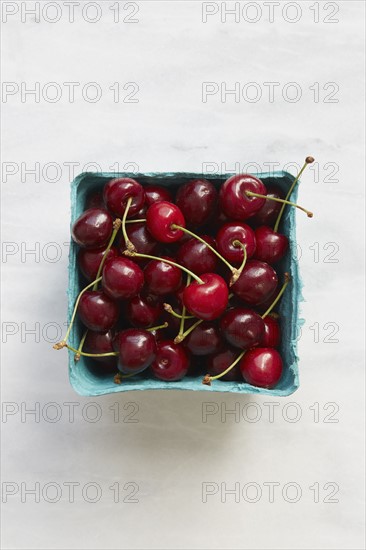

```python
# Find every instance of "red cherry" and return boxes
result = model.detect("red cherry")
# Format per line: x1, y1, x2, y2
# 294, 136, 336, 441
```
83, 330, 118, 371
116, 328, 156, 375
175, 179, 218, 227
231, 259, 278, 306
261, 316, 281, 348
78, 291, 119, 332
78, 246, 119, 282
151, 340, 189, 381
103, 178, 145, 217
125, 222, 159, 256
72, 208, 113, 249
144, 256, 182, 296
184, 322, 222, 356
240, 348, 283, 388
183, 273, 228, 321
216, 222, 256, 265
126, 294, 162, 328
254, 226, 288, 265
146, 201, 185, 243
206, 347, 242, 381
251, 185, 284, 226
219, 174, 267, 220
145, 185, 172, 206
220, 308, 264, 349
176, 235, 218, 275
102, 257, 144, 300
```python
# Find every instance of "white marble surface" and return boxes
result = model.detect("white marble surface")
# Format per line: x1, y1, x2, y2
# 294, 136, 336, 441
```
1, 1, 365, 549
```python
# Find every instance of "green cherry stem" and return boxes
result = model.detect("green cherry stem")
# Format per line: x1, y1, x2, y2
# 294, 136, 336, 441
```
174, 319, 203, 344
230, 241, 247, 285
66, 344, 118, 358
246, 191, 313, 218
123, 250, 204, 285
163, 304, 195, 320
146, 322, 169, 332
261, 273, 291, 319
53, 276, 102, 350
125, 218, 146, 224
274, 156, 314, 232
114, 372, 137, 384
93, 218, 121, 290
121, 197, 136, 253
202, 350, 246, 386
74, 330, 88, 362
177, 274, 191, 341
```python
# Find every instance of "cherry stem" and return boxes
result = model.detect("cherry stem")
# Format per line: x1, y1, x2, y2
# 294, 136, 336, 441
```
230, 241, 247, 285
174, 318, 203, 344
163, 303, 195, 320
125, 218, 146, 224
114, 372, 137, 384
261, 273, 291, 319
93, 218, 121, 290
121, 197, 136, 253
202, 350, 246, 385
122, 250, 204, 285
66, 344, 118, 358
53, 276, 102, 350
74, 330, 88, 362
245, 191, 313, 219
177, 274, 191, 340
146, 322, 168, 332
274, 156, 314, 232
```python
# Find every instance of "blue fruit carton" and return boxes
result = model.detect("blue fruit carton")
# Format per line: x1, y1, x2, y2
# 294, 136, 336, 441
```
67, 171, 302, 396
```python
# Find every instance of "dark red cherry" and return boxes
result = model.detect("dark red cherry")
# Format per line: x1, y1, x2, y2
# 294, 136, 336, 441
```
251, 185, 284, 226
240, 348, 283, 388
102, 257, 144, 300
175, 179, 218, 227
206, 347, 242, 381
216, 222, 256, 265
83, 330, 118, 371
116, 328, 156, 375
176, 236, 218, 275
145, 185, 172, 206
125, 222, 159, 256
103, 177, 145, 217
72, 208, 113, 249
144, 257, 182, 296
254, 226, 288, 265
85, 190, 105, 210
126, 294, 162, 328
78, 246, 119, 282
219, 174, 267, 220
232, 260, 278, 306
151, 340, 189, 381
78, 291, 119, 332
183, 273, 228, 321
261, 316, 281, 348
146, 201, 185, 243
184, 322, 222, 356
220, 308, 264, 349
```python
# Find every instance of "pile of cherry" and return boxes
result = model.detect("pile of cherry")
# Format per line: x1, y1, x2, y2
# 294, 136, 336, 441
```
54, 157, 314, 389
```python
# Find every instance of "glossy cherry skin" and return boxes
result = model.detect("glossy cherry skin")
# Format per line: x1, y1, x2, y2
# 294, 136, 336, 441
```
78, 291, 120, 332
145, 185, 172, 206
219, 174, 267, 220
126, 294, 162, 328
216, 222, 256, 265
251, 185, 284, 226
125, 222, 159, 256
72, 208, 113, 249
185, 322, 222, 356
176, 235, 218, 275
102, 257, 144, 300
261, 316, 281, 348
220, 308, 264, 349
103, 178, 145, 217
85, 190, 105, 210
206, 347, 242, 381
254, 226, 288, 265
83, 330, 118, 371
232, 260, 278, 306
144, 257, 182, 296
146, 201, 185, 243
78, 246, 119, 282
151, 340, 189, 381
240, 348, 283, 388
183, 273, 228, 321
176, 179, 218, 227
116, 329, 156, 375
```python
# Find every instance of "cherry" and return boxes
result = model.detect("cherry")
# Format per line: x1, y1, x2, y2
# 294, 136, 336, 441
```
216, 222, 256, 265
102, 257, 144, 300
175, 179, 217, 227
85, 190, 105, 210
251, 185, 284, 226
240, 348, 283, 388
176, 236, 218, 275
146, 201, 185, 243
125, 222, 159, 257
144, 257, 182, 296
78, 291, 120, 332
232, 260, 278, 306
220, 307, 264, 349
184, 321, 222, 356
83, 330, 118, 371
183, 273, 228, 321
116, 328, 156, 375
72, 208, 113, 248
145, 185, 172, 206
219, 174, 267, 220
103, 177, 145, 217
261, 315, 281, 348
126, 294, 162, 328
206, 347, 242, 381
78, 246, 119, 282
151, 340, 189, 381
254, 226, 288, 265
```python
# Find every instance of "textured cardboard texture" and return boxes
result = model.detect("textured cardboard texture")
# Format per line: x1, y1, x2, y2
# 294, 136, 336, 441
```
68, 172, 302, 396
